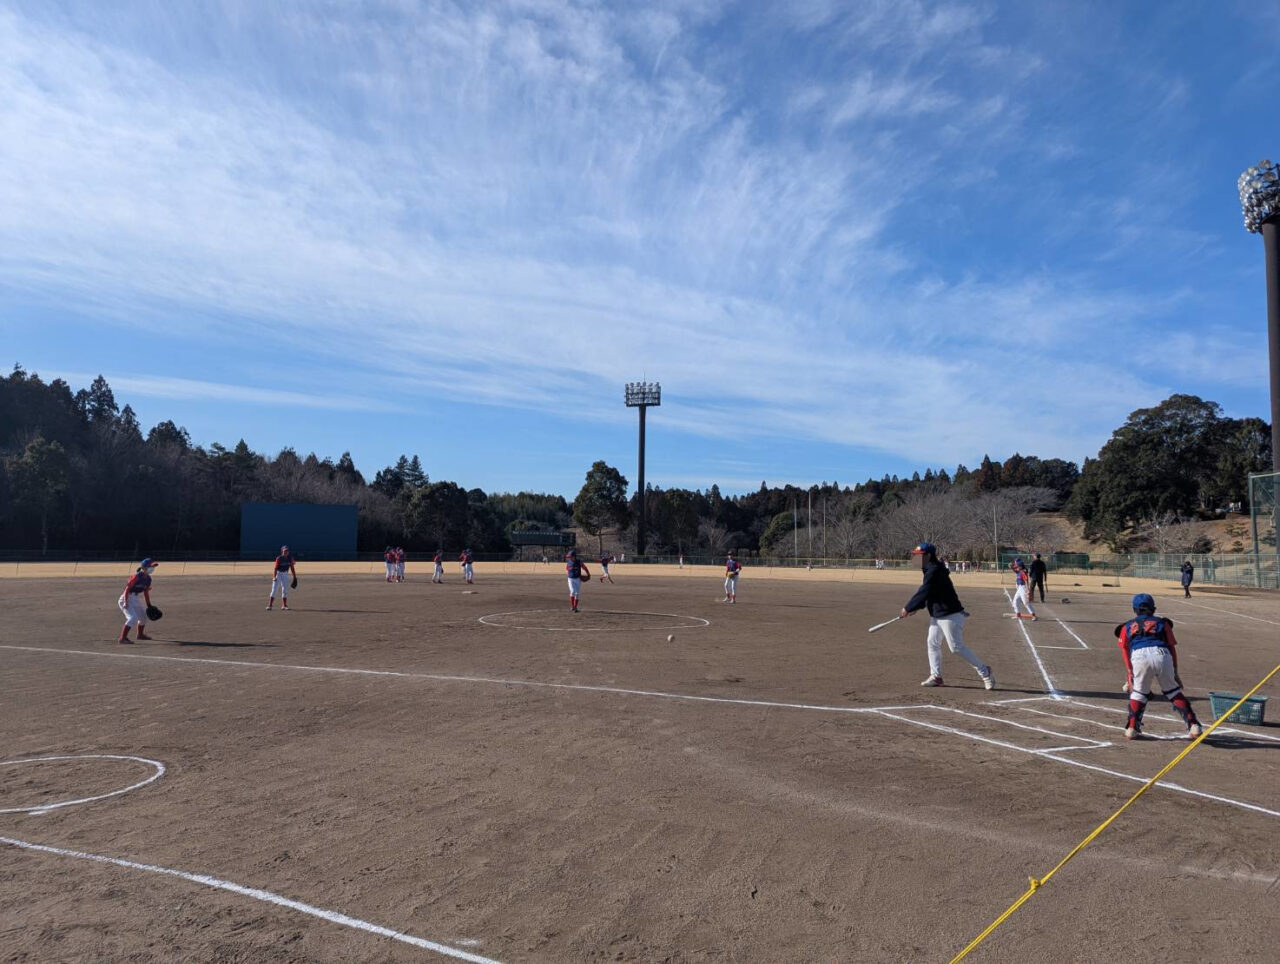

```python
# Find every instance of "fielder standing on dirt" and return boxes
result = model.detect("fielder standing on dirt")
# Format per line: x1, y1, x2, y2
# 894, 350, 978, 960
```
566, 548, 589, 613
117, 558, 159, 644
724, 551, 741, 603
901, 542, 995, 690
267, 545, 296, 610
432, 548, 444, 584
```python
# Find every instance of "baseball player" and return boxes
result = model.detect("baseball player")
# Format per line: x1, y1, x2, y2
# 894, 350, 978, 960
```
383, 546, 396, 582
117, 558, 158, 643
565, 549, 589, 612
598, 554, 614, 584
723, 551, 741, 603
395, 546, 406, 583
267, 545, 296, 610
1116, 593, 1202, 741
1009, 557, 1037, 620
432, 549, 444, 584
460, 547, 474, 584
902, 542, 995, 690
1029, 552, 1048, 602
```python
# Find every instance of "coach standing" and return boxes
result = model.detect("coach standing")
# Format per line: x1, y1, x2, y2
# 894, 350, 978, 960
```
1180, 560, 1194, 598
1029, 552, 1048, 603
900, 541, 995, 690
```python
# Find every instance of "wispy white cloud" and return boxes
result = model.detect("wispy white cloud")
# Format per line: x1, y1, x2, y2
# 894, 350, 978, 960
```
49, 373, 396, 414
0, 1, 1270, 482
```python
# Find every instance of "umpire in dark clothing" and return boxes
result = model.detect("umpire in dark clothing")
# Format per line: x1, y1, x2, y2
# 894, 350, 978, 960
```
1029, 553, 1047, 603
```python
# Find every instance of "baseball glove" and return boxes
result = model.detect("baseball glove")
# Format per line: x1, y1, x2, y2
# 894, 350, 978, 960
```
145, 605, 164, 621
290, 575, 298, 589
581, 567, 591, 582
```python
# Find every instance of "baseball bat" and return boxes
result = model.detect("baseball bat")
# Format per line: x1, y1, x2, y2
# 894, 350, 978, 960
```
867, 615, 902, 633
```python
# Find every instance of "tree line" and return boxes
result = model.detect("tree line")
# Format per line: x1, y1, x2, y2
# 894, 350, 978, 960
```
0, 366, 1270, 557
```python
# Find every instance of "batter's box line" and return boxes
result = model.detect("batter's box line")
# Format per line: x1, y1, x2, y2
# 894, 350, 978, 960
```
881, 704, 1110, 751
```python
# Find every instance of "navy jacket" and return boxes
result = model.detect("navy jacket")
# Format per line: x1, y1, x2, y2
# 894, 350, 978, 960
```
905, 559, 965, 618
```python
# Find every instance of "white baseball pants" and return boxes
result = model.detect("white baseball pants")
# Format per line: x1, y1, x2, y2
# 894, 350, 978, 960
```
118, 594, 147, 627
926, 612, 989, 678
1129, 646, 1178, 700
567, 576, 581, 599
269, 572, 290, 600
1012, 584, 1035, 614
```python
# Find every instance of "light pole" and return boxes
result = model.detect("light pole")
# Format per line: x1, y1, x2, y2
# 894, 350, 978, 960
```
624, 381, 661, 557
1240, 160, 1280, 584
1239, 159, 1280, 469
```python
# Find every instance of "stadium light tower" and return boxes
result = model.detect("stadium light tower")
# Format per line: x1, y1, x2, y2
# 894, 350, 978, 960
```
624, 381, 661, 556
1239, 159, 1280, 469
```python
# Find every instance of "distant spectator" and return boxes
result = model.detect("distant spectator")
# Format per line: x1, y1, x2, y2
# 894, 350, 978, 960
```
1180, 560, 1194, 598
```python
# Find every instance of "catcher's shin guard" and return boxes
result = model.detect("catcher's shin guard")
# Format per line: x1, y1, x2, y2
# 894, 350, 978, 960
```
1167, 691, 1198, 727
1126, 695, 1148, 732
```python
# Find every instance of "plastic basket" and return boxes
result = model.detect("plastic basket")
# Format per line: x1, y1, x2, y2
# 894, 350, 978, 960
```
1208, 692, 1268, 726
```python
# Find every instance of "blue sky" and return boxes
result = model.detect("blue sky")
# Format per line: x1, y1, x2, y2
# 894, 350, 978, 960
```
2, 1, 1277, 497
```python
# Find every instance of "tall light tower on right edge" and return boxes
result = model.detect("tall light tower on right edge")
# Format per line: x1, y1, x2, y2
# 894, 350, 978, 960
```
1239, 159, 1280, 469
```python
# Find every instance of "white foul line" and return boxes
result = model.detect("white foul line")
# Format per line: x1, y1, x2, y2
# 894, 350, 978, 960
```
1003, 590, 1064, 699
0, 835, 501, 963
3, 645, 1273, 819
0, 755, 165, 815
1169, 599, 1280, 627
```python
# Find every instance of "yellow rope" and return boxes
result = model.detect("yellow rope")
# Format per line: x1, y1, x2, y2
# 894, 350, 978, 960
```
950, 664, 1280, 963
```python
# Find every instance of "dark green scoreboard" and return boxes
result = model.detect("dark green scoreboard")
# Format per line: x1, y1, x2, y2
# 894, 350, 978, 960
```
240, 503, 358, 560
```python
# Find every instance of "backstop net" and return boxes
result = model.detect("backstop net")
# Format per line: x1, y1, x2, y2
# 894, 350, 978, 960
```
1249, 470, 1280, 587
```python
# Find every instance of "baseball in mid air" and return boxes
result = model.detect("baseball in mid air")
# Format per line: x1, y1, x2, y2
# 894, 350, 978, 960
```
667, 634, 675, 642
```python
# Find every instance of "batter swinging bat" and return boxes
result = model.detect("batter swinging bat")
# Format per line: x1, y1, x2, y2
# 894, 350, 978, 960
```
867, 615, 902, 633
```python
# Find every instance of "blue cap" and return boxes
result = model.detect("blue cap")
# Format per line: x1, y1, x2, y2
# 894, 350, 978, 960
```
911, 542, 937, 555
140, 558, 157, 568
1132, 593, 1156, 614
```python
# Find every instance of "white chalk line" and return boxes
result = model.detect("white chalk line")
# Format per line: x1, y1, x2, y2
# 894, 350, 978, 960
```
1003, 590, 1064, 699
0, 834, 501, 963
477, 609, 710, 631
1035, 754, 1280, 818
3, 645, 1272, 819
887, 705, 1108, 748
1042, 607, 1090, 649
0, 755, 165, 815
1168, 599, 1280, 627
1059, 697, 1280, 744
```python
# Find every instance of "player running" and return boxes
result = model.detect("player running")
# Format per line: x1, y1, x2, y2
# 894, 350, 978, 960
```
723, 551, 740, 603
432, 549, 444, 584
117, 558, 158, 644
902, 542, 995, 690
598, 554, 614, 584
566, 549, 589, 612
1116, 593, 1202, 741
267, 545, 296, 610
1009, 557, 1038, 620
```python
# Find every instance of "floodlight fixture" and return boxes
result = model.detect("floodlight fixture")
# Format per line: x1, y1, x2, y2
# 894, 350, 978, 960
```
624, 381, 661, 555
1239, 159, 1280, 234
625, 382, 662, 407
1239, 160, 1280, 471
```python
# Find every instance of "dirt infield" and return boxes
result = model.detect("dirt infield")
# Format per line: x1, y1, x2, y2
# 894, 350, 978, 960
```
2, 572, 1277, 961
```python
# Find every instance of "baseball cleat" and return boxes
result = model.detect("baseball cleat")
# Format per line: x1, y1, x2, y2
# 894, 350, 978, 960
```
982, 671, 996, 691
1124, 726, 1141, 740
920, 675, 944, 687
1188, 723, 1203, 739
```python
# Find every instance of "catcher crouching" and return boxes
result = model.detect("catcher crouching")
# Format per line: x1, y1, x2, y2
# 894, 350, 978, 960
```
118, 558, 160, 644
